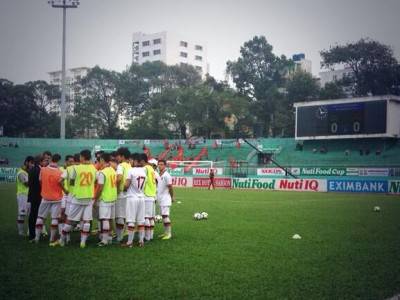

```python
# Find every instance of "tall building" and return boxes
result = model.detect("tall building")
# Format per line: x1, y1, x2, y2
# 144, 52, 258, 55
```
292, 53, 312, 73
48, 66, 91, 113
132, 31, 209, 76
319, 66, 354, 87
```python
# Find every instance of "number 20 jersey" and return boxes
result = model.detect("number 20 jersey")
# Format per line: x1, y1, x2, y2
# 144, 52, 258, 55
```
72, 164, 97, 200
126, 167, 147, 198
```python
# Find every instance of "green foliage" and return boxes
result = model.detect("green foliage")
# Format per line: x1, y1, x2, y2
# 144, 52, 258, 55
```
286, 71, 319, 103
319, 82, 346, 100
321, 38, 400, 96
227, 36, 294, 137
73, 66, 125, 138
0, 79, 60, 137
1, 185, 400, 299
5, 37, 400, 139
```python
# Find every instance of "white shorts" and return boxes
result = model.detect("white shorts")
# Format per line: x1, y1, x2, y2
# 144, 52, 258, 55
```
61, 194, 69, 209
99, 203, 115, 220
61, 195, 72, 216
68, 200, 94, 222
38, 200, 62, 219
144, 196, 155, 218
126, 196, 145, 225
160, 206, 170, 216
16, 194, 28, 216
115, 195, 127, 219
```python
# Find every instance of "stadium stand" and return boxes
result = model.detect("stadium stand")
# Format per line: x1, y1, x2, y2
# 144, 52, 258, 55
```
0, 137, 399, 168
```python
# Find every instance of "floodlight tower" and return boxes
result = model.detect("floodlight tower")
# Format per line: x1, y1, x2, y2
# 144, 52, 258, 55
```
48, 0, 80, 139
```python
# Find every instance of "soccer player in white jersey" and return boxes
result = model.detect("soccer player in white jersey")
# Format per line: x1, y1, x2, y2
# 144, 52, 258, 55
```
157, 159, 174, 240
115, 147, 131, 242
123, 153, 147, 248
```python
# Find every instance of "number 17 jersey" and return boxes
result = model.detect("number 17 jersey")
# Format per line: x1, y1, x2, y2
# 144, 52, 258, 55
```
126, 167, 147, 197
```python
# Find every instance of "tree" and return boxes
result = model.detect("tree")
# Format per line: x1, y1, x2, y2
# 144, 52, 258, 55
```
319, 82, 345, 100
226, 36, 293, 137
74, 66, 127, 138
0, 79, 40, 137
25, 80, 61, 113
286, 71, 319, 103
321, 38, 400, 96
25, 80, 61, 137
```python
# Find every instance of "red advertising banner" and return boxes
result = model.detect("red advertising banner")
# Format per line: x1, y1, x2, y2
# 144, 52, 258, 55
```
193, 177, 232, 189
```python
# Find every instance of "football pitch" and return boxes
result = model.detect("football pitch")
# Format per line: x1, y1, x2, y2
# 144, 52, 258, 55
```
1, 184, 400, 299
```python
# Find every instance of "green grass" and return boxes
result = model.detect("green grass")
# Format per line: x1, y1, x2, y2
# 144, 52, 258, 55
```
1, 184, 400, 299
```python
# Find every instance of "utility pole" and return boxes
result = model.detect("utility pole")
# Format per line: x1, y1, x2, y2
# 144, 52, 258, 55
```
48, 0, 80, 139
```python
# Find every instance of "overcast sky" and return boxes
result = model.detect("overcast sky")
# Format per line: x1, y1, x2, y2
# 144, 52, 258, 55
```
1, 0, 400, 84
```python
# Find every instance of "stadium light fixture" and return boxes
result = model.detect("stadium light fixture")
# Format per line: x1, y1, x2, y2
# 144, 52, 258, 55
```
48, 0, 80, 139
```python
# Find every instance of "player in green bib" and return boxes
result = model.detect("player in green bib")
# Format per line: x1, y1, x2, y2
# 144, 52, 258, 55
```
16, 156, 34, 236
143, 155, 157, 241
59, 150, 97, 248
95, 153, 117, 246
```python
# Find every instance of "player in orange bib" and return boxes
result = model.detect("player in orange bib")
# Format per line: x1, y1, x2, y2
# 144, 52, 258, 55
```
35, 154, 63, 245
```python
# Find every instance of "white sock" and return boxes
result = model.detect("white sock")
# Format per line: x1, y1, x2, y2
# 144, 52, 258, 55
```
139, 226, 145, 243
80, 223, 90, 245
150, 219, 155, 240
17, 219, 24, 235
35, 218, 44, 241
144, 218, 150, 241
58, 223, 63, 236
42, 224, 47, 235
116, 223, 124, 242
127, 225, 135, 244
61, 223, 72, 245
101, 220, 110, 244
50, 227, 58, 242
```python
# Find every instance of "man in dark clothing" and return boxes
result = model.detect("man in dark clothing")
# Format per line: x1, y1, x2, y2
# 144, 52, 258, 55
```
208, 169, 215, 190
28, 155, 44, 241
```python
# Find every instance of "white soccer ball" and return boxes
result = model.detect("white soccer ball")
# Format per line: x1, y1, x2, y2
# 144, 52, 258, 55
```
155, 215, 163, 223
373, 206, 381, 212
201, 212, 208, 219
193, 212, 203, 220
292, 234, 302, 240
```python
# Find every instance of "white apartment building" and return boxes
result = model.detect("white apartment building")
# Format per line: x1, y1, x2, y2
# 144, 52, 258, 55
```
319, 66, 354, 87
118, 113, 132, 130
292, 53, 312, 73
132, 31, 209, 76
48, 67, 91, 114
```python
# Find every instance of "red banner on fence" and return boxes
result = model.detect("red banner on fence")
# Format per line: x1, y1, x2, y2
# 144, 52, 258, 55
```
192, 177, 232, 188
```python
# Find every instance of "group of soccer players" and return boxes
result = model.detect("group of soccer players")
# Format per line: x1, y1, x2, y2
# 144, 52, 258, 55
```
15, 147, 174, 248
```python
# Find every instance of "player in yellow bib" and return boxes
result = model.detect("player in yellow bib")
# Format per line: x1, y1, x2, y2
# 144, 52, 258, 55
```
143, 155, 157, 241
16, 156, 34, 236
59, 150, 97, 248
115, 147, 132, 242
94, 153, 117, 247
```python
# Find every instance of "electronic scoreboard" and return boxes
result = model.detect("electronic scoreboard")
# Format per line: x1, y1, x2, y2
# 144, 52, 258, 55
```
294, 96, 400, 140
